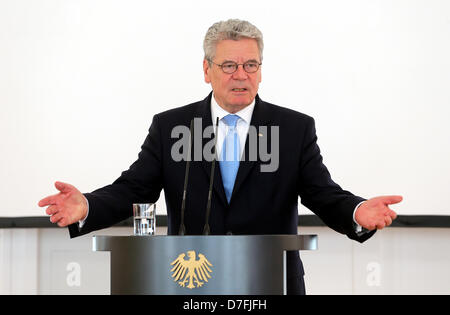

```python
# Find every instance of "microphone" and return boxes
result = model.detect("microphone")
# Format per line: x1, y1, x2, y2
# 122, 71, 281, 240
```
178, 119, 194, 235
203, 117, 219, 235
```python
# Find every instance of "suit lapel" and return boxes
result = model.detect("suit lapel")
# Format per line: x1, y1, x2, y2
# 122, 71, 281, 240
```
196, 93, 228, 206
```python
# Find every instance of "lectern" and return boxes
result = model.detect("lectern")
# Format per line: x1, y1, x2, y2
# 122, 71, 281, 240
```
93, 234, 317, 295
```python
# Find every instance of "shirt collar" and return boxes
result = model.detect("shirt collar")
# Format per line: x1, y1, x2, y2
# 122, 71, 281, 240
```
210, 93, 255, 125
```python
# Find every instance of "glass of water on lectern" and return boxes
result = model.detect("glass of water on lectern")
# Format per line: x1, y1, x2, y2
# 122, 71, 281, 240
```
133, 203, 156, 236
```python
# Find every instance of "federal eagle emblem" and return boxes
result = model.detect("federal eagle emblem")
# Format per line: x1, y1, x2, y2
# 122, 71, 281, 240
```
170, 250, 213, 289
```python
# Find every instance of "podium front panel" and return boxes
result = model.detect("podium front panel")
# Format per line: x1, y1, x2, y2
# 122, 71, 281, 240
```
93, 235, 317, 295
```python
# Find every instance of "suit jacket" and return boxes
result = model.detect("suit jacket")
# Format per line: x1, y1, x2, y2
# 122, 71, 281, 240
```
69, 92, 375, 289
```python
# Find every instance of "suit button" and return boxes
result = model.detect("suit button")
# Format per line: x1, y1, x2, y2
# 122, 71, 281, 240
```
226, 231, 233, 235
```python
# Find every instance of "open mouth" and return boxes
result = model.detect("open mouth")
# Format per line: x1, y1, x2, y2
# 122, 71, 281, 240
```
231, 88, 247, 92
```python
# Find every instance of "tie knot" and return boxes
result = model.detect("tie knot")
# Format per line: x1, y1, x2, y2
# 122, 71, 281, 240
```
222, 114, 240, 128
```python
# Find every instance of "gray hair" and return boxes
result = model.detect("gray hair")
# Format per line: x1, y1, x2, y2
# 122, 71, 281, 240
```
203, 19, 264, 64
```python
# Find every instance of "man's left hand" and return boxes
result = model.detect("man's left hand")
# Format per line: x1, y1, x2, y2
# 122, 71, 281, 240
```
355, 195, 403, 230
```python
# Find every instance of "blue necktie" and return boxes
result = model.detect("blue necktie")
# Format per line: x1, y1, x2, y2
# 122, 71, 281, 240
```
219, 114, 240, 203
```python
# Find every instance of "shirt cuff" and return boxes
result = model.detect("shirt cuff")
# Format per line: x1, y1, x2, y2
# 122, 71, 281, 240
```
353, 201, 366, 234
78, 195, 89, 229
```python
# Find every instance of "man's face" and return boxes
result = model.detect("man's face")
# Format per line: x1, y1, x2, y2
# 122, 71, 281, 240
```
203, 38, 262, 113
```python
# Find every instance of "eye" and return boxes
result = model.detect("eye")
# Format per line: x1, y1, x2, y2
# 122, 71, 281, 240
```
222, 63, 236, 70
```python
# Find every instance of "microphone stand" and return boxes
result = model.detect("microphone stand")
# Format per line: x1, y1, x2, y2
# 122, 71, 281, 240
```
178, 119, 194, 235
203, 117, 219, 235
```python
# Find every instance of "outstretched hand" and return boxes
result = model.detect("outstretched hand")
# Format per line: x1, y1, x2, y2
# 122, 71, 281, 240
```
38, 181, 88, 227
355, 195, 403, 230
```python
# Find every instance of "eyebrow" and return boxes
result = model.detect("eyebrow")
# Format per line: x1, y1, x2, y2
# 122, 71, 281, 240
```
221, 59, 260, 64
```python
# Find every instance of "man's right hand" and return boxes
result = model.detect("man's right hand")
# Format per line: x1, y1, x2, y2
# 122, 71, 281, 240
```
38, 181, 88, 227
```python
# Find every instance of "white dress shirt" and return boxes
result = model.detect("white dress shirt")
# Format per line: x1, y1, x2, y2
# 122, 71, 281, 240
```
210, 94, 255, 160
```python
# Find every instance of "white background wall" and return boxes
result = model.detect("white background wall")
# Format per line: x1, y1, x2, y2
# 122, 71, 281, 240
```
1, 0, 450, 217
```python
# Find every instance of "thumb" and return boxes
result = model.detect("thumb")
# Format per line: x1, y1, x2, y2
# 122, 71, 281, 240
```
380, 195, 403, 205
54, 181, 74, 193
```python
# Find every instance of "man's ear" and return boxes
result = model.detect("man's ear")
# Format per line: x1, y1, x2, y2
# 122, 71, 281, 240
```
203, 59, 211, 83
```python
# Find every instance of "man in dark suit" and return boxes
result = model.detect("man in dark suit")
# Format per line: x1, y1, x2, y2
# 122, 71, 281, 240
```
38, 19, 402, 294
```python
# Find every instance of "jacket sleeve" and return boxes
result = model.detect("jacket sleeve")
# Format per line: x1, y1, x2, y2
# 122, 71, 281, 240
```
68, 114, 164, 238
297, 117, 375, 242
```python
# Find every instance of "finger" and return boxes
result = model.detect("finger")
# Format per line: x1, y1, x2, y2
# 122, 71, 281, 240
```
380, 195, 403, 205
50, 212, 64, 224
387, 209, 397, 220
54, 181, 74, 193
384, 216, 392, 226
57, 218, 69, 227
376, 221, 386, 230
38, 194, 58, 207
46, 205, 59, 215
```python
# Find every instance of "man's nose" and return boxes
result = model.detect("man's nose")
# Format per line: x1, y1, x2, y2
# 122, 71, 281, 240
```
232, 64, 248, 80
